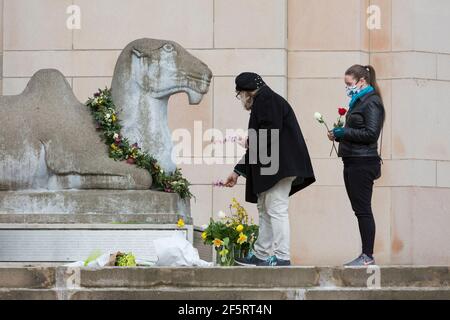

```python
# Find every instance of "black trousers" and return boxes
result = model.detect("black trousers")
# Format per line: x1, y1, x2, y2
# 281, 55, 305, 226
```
343, 157, 381, 256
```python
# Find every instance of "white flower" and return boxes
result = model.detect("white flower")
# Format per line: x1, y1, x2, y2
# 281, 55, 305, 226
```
113, 133, 119, 140
217, 210, 226, 219
105, 113, 111, 119
314, 112, 323, 122
201, 224, 208, 230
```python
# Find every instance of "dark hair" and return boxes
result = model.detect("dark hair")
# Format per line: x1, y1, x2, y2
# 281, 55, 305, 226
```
345, 64, 385, 124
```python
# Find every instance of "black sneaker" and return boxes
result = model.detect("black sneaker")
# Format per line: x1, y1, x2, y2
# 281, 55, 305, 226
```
258, 256, 292, 266
257, 255, 278, 266
234, 253, 265, 266
275, 258, 291, 266
344, 253, 375, 267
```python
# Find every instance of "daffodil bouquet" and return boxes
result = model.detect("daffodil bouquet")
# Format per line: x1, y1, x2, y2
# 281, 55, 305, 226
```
201, 198, 259, 266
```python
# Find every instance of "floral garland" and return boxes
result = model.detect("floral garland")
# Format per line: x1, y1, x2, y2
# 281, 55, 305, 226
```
85, 88, 192, 199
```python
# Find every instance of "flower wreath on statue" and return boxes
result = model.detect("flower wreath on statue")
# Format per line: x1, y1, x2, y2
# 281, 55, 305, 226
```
86, 88, 192, 199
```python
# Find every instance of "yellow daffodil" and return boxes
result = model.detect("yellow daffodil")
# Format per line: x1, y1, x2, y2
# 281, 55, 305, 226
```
201, 232, 207, 240
213, 238, 224, 247
219, 248, 229, 256
110, 143, 118, 150
236, 224, 244, 232
237, 232, 248, 245
111, 114, 117, 122
177, 218, 185, 228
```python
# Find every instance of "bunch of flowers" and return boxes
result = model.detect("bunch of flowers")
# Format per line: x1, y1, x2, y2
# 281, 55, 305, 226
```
201, 198, 259, 265
86, 88, 192, 199
314, 107, 348, 156
115, 252, 137, 267
83, 250, 137, 267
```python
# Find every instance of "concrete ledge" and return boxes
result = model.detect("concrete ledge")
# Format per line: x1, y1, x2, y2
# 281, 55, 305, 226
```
0, 214, 192, 225
0, 265, 449, 300
1, 287, 449, 300
304, 287, 450, 300
0, 189, 190, 217
68, 288, 300, 300
78, 267, 319, 288
77, 266, 450, 289
0, 289, 58, 300
0, 267, 55, 289
334, 266, 450, 288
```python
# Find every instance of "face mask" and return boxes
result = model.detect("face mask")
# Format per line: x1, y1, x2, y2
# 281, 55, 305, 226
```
345, 79, 362, 97
346, 84, 360, 98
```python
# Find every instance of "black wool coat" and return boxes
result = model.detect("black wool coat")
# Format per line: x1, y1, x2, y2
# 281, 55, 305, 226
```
234, 85, 316, 203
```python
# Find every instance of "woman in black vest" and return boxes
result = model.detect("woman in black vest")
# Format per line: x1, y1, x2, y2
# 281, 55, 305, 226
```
328, 65, 385, 266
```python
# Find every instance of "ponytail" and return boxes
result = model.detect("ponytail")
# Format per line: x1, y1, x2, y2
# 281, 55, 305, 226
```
365, 65, 382, 103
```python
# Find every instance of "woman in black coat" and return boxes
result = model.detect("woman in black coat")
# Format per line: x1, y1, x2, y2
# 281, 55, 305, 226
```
224, 72, 315, 267
328, 64, 385, 266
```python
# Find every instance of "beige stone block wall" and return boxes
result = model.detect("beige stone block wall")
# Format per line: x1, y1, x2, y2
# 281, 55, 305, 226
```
369, 0, 450, 265
73, 0, 213, 49
1, 0, 449, 265
4, 0, 72, 50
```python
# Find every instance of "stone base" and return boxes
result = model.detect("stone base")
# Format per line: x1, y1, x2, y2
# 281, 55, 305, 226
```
0, 190, 192, 262
0, 189, 190, 216
0, 265, 449, 300
0, 224, 192, 262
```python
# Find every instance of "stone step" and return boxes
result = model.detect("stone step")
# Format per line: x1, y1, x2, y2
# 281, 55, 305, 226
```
0, 266, 56, 289
1, 287, 449, 300
1, 265, 448, 289
78, 266, 450, 288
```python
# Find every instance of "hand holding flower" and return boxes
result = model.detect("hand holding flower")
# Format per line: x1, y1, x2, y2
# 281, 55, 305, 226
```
327, 130, 335, 141
332, 127, 345, 139
314, 112, 339, 156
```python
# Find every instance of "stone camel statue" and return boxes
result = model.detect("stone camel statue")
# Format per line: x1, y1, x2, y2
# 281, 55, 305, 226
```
111, 38, 212, 173
0, 38, 212, 191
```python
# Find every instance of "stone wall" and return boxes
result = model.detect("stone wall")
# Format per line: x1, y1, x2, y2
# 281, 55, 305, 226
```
1, 0, 449, 265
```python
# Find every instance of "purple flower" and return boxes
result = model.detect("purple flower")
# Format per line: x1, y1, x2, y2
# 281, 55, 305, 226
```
212, 180, 225, 187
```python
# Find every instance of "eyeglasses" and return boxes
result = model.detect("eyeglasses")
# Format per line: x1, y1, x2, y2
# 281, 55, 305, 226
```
235, 91, 241, 100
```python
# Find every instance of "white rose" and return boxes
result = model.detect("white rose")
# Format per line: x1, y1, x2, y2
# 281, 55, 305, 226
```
217, 210, 226, 219
113, 133, 119, 140
314, 112, 323, 121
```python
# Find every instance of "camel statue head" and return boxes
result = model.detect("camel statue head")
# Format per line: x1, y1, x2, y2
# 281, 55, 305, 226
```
111, 38, 212, 173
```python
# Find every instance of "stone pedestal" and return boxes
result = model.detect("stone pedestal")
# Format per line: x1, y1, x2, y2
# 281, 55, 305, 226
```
0, 190, 192, 262
0, 38, 211, 263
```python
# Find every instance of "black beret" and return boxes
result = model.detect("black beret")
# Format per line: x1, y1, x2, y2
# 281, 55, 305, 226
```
235, 72, 266, 92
